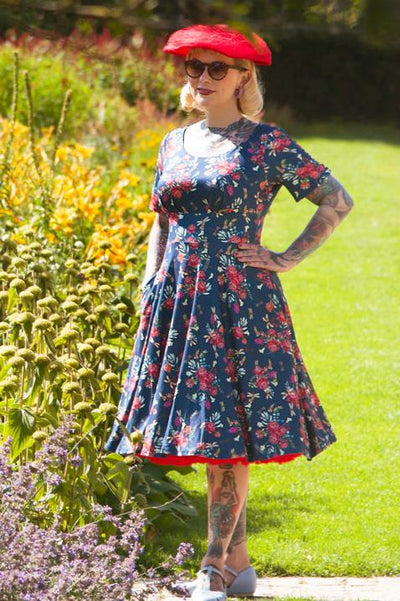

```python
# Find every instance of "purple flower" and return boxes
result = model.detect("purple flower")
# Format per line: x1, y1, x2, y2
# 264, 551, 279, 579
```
67, 453, 83, 468
175, 542, 195, 565
0, 417, 194, 600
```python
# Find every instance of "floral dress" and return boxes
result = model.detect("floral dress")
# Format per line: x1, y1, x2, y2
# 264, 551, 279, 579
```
104, 121, 337, 466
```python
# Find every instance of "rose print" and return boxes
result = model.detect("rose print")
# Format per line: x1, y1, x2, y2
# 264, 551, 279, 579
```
104, 122, 337, 464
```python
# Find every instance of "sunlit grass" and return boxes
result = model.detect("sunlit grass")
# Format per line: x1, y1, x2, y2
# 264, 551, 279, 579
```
144, 123, 400, 578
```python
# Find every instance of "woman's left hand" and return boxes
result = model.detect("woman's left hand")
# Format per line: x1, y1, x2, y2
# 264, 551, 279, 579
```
235, 242, 297, 272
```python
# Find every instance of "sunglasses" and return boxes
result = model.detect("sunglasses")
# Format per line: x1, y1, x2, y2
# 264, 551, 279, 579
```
184, 59, 248, 81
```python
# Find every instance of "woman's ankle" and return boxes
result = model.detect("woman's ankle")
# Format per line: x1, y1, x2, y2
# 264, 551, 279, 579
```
200, 557, 225, 576
224, 550, 251, 572
199, 560, 227, 591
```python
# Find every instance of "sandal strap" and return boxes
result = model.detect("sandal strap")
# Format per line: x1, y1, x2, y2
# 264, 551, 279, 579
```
199, 564, 227, 586
223, 564, 238, 577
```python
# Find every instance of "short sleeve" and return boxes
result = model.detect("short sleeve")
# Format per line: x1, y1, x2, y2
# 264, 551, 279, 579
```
148, 132, 170, 213
267, 126, 331, 202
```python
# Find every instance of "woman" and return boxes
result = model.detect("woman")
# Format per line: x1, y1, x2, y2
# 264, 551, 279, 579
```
105, 24, 354, 601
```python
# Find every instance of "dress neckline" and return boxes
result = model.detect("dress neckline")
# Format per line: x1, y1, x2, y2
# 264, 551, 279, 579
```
181, 120, 262, 159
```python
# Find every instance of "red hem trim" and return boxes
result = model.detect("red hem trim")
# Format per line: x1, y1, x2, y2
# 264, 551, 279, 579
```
136, 452, 303, 466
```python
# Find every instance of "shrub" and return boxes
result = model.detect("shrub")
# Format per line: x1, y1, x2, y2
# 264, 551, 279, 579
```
0, 47, 96, 139
0, 28, 183, 146
0, 51, 197, 537
0, 417, 195, 600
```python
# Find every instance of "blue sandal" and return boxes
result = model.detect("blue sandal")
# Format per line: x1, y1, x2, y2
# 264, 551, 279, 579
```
190, 564, 227, 601
174, 563, 257, 597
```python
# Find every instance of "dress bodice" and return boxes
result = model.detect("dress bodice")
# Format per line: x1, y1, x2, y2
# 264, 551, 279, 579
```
150, 121, 331, 221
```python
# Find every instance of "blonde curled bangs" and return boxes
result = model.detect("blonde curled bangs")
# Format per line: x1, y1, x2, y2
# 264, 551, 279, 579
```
180, 50, 264, 119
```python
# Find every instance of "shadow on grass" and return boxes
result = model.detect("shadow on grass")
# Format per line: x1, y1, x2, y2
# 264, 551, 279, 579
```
139, 484, 325, 574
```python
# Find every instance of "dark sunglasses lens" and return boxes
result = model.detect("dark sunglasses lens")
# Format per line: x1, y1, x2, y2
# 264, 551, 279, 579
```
209, 62, 229, 79
185, 60, 204, 77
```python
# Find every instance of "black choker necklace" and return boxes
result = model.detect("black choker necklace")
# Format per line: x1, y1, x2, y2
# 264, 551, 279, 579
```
202, 117, 247, 134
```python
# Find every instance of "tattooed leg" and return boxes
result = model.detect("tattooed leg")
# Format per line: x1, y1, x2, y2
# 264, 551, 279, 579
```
201, 462, 249, 592
224, 494, 252, 582
226, 497, 247, 555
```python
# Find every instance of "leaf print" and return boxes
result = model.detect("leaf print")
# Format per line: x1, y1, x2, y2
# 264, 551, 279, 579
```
105, 121, 337, 465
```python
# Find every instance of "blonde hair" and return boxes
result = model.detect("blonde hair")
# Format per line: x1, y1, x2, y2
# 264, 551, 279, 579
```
180, 50, 264, 119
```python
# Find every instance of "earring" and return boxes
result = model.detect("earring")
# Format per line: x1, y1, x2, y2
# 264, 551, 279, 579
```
234, 86, 243, 98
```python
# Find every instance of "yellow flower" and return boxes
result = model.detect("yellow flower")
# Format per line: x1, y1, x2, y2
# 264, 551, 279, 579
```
50, 207, 77, 235
55, 147, 68, 161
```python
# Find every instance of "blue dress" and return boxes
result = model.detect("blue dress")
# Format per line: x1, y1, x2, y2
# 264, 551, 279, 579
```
104, 121, 337, 465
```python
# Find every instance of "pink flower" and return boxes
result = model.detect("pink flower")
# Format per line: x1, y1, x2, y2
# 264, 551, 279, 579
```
267, 339, 280, 352
297, 161, 325, 179
209, 331, 224, 348
187, 254, 200, 267
174, 432, 188, 446
225, 361, 236, 380
187, 236, 199, 249
164, 297, 175, 310
148, 363, 159, 377
171, 186, 183, 198
150, 326, 159, 339
196, 279, 207, 294
281, 339, 292, 352
271, 137, 291, 152
196, 367, 215, 390
215, 160, 235, 174
232, 326, 244, 339
256, 376, 269, 390
205, 422, 216, 433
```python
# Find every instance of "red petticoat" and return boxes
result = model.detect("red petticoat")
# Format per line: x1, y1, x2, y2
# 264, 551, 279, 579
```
136, 452, 303, 466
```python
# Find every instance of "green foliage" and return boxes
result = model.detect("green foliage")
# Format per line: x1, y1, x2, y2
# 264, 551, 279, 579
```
0, 50, 196, 537
0, 48, 95, 138
0, 41, 182, 148
119, 54, 180, 114
0, 227, 198, 533
1, 0, 399, 48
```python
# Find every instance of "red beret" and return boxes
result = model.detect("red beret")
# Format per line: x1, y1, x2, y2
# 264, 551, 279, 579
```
162, 24, 272, 66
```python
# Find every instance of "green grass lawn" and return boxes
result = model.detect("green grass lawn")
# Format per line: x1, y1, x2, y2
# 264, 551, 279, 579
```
143, 121, 400, 580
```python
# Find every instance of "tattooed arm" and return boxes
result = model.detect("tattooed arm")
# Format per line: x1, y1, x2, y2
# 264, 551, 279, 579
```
235, 175, 354, 272
141, 212, 169, 287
